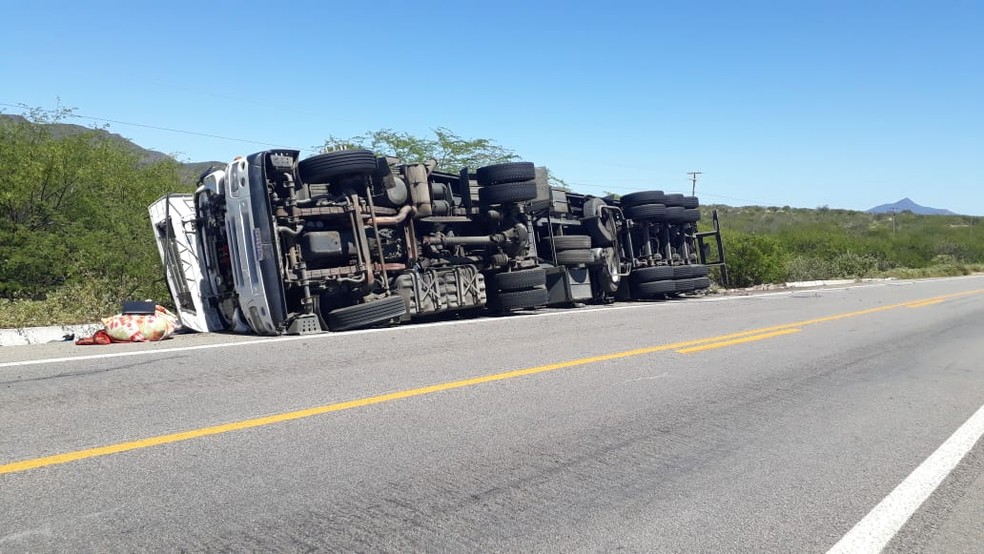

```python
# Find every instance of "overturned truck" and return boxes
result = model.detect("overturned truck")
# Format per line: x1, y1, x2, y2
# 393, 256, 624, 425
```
149, 149, 725, 335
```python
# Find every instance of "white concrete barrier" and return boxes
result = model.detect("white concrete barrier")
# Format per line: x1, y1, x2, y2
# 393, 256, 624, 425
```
0, 323, 103, 347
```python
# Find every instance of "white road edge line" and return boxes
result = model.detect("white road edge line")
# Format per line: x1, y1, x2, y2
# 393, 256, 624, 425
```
827, 403, 984, 554
0, 301, 681, 369
1, 276, 974, 369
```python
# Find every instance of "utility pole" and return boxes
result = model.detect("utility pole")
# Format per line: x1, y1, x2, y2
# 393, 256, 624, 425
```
688, 171, 703, 196
892, 208, 897, 234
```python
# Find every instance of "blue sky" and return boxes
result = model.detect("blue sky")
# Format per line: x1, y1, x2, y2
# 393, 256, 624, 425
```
2, 1, 981, 214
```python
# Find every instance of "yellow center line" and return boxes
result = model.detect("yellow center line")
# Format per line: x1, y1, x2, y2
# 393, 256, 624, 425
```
676, 328, 802, 354
2, 288, 983, 476
905, 299, 945, 308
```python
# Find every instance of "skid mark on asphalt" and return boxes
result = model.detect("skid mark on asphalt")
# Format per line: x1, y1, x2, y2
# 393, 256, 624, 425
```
1, 288, 983, 476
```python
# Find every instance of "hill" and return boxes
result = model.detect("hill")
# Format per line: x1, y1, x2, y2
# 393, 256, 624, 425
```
0, 114, 223, 184
705, 203, 981, 286
867, 197, 956, 216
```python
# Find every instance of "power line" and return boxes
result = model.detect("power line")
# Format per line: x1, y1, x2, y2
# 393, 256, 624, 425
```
0, 101, 295, 150
74, 114, 295, 149
0, 102, 768, 206
699, 192, 774, 205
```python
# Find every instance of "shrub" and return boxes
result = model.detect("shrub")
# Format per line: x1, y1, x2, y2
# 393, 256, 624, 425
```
786, 256, 836, 281
831, 251, 879, 278
723, 232, 789, 287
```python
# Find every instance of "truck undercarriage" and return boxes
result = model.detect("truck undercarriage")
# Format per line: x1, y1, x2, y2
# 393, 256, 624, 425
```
150, 149, 725, 335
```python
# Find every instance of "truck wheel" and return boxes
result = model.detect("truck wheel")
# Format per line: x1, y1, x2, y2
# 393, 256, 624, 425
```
595, 248, 621, 293
693, 276, 711, 290
632, 266, 674, 282
674, 264, 709, 279
626, 203, 667, 221
495, 287, 549, 309
555, 249, 595, 265
674, 278, 697, 293
299, 150, 377, 184
582, 197, 607, 218
476, 162, 536, 186
478, 181, 538, 205
552, 235, 592, 251
635, 279, 675, 297
680, 208, 701, 223
664, 206, 686, 223
327, 295, 407, 332
496, 268, 547, 291
680, 196, 700, 209
620, 190, 665, 208
662, 193, 685, 207
581, 216, 615, 247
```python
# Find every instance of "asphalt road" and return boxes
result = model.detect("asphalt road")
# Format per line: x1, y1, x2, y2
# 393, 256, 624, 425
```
1, 276, 983, 552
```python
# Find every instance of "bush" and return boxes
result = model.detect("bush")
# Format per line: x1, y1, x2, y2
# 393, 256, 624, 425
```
723, 232, 789, 287
786, 256, 836, 281
831, 251, 879, 278
0, 278, 114, 327
879, 264, 976, 280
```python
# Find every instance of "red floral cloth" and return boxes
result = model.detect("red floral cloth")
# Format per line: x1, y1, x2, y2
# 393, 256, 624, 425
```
75, 305, 180, 345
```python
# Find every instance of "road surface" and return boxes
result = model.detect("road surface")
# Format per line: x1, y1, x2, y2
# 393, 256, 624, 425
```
1, 276, 983, 552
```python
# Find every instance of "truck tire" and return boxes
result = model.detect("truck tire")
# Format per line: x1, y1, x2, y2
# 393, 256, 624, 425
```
476, 162, 536, 186
664, 206, 686, 223
595, 248, 621, 293
632, 266, 674, 282
674, 264, 709, 279
555, 249, 595, 265
299, 150, 377, 184
693, 276, 711, 290
635, 279, 675, 297
478, 181, 538, 205
678, 208, 700, 223
582, 197, 607, 218
327, 295, 407, 332
680, 196, 700, 209
662, 193, 685, 207
674, 278, 697, 293
620, 190, 665, 208
496, 287, 549, 309
581, 216, 615, 247
495, 268, 547, 291
672, 265, 694, 279
626, 203, 667, 221
552, 235, 592, 251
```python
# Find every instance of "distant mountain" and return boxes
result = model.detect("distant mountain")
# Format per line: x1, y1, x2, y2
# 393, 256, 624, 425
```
867, 197, 956, 216
0, 114, 224, 184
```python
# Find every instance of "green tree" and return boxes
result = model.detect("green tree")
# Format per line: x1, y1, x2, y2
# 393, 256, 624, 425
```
0, 107, 186, 322
319, 127, 571, 189
321, 127, 517, 172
